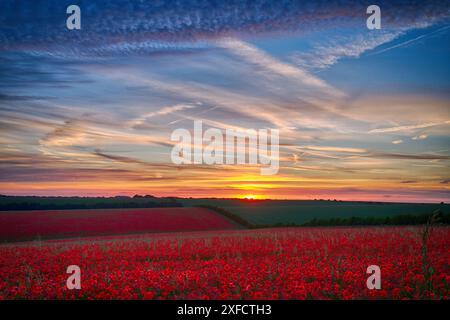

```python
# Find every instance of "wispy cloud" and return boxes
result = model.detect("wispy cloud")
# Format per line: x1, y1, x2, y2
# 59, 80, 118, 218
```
366, 152, 450, 161
292, 31, 401, 70
299, 146, 367, 153
369, 120, 450, 133
412, 134, 428, 141
216, 38, 341, 95
369, 25, 450, 56
127, 104, 198, 129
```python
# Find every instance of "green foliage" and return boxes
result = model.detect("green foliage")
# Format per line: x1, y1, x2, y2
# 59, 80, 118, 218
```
301, 211, 449, 227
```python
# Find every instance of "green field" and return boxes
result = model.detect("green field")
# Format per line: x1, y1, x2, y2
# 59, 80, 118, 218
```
180, 199, 449, 226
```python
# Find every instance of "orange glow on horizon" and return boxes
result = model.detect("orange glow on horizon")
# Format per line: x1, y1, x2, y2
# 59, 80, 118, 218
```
237, 194, 266, 200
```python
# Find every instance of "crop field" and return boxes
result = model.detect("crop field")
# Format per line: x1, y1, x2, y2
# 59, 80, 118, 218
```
0, 207, 241, 242
0, 226, 448, 300
180, 199, 449, 226
222, 204, 449, 226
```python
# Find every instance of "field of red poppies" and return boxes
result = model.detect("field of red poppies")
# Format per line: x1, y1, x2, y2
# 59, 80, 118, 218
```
0, 226, 448, 300
0, 207, 240, 242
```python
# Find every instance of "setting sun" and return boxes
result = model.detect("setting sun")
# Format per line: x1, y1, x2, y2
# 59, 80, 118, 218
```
238, 194, 265, 200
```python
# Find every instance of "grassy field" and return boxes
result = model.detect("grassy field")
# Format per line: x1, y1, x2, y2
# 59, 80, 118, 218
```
180, 199, 449, 226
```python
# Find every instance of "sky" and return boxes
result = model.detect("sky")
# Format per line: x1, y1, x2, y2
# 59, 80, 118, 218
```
0, 0, 449, 202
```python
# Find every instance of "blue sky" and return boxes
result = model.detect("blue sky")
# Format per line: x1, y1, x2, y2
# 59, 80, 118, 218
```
0, 0, 449, 202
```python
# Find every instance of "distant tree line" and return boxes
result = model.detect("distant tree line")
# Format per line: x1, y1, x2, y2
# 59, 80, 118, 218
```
0, 195, 183, 211
301, 211, 449, 226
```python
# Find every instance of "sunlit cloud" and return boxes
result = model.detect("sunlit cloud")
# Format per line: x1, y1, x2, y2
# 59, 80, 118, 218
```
299, 146, 367, 153
412, 134, 428, 141
127, 104, 199, 129
369, 120, 450, 134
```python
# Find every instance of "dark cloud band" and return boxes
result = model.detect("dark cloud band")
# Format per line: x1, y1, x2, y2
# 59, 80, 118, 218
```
1, 0, 449, 57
